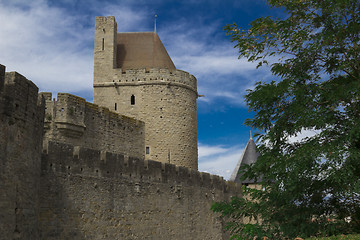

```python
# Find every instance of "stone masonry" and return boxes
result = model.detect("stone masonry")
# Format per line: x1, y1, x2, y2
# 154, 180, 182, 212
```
41, 92, 145, 159
0, 65, 241, 239
39, 141, 239, 239
93, 16, 198, 169
0, 65, 44, 239
0, 15, 243, 239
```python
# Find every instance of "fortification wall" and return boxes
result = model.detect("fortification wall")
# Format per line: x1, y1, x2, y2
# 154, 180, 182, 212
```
39, 141, 241, 239
41, 92, 145, 159
0, 65, 44, 240
93, 68, 198, 169
0, 64, 243, 239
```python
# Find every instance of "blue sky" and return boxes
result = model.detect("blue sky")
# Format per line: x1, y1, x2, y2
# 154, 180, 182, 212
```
0, 0, 283, 179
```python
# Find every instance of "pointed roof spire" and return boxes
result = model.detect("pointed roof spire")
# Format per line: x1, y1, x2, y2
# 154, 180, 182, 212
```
154, 14, 157, 34
230, 136, 260, 184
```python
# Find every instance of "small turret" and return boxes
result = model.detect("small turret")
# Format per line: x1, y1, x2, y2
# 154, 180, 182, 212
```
230, 135, 260, 185
94, 16, 117, 83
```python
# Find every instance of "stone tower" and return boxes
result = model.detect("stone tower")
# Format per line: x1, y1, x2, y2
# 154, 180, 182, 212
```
93, 16, 198, 170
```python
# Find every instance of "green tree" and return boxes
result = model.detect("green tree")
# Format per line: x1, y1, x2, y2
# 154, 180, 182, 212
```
212, 0, 360, 239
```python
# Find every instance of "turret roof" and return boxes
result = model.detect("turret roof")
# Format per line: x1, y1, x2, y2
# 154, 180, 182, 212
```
116, 32, 176, 70
229, 137, 260, 184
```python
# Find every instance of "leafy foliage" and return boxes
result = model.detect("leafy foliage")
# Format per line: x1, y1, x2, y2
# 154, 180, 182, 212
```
306, 234, 360, 240
212, 0, 360, 239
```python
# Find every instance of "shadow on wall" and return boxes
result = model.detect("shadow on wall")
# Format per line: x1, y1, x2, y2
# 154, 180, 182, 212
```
39, 163, 86, 239
116, 44, 126, 69
38, 141, 239, 239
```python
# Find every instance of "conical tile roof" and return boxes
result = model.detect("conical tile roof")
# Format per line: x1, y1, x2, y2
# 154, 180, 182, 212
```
230, 137, 260, 184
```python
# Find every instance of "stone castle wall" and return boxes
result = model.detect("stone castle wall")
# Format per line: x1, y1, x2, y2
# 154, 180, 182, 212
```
93, 15, 198, 169
39, 141, 240, 239
0, 64, 242, 239
41, 92, 145, 159
0, 65, 45, 240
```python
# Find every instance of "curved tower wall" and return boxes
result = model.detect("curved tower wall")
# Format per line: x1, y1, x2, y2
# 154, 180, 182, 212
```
93, 16, 198, 169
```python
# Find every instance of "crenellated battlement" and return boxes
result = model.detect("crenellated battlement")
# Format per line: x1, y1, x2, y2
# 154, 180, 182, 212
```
0, 64, 45, 239
95, 16, 116, 24
42, 92, 142, 126
42, 141, 241, 194
94, 67, 197, 93
39, 139, 241, 238
0, 65, 44, 129
41, 92, 145, 159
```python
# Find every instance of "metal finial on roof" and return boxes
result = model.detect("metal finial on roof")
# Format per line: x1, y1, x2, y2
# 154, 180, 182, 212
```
154, 14, 157, 33
250, 130, 252, 139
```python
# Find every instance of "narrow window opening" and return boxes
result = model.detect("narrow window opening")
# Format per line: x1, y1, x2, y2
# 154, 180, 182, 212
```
146, 147, 150, 154
102, 38, 104, 50
114, 103, 117, 111
131, 95, 135, 105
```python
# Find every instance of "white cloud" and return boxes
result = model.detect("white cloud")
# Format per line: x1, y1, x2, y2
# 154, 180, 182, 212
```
0, 0, 272, 106
0, 0, 93, 93
174, 54, 257, 77
198, 144, 229, 158
101, 4, 148, 32
157, 18, 273, 107
0, 0, 148, 96
198, 143, 244, 180
287, 128, 321, 144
